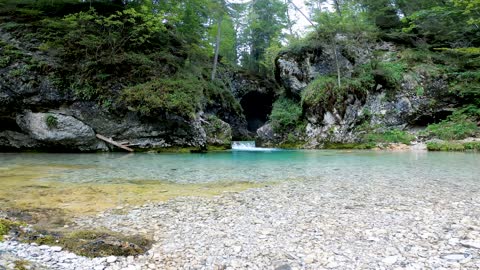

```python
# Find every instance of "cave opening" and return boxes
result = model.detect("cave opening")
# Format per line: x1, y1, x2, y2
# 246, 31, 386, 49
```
240, 91, 274, 132
410, 110, 454, 127
0, 117, 21, 132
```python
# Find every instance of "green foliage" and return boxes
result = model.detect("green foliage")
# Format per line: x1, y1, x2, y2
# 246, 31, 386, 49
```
449, 71, 480, 102
324, 142, 376, 150
270, 98, 303, 132
464, 141, 480, 150
14, 260, 30, 270
402, 3, 480, 47
203, 77, 242, 115
374, 61, 407, 88
302, 70, 373, 113
121, 76, 202, 119
363, 129, 415, 144
45, 114, 58, 129
302, 76, 339, 109
426, 141, 465, 151
241, 0, 287, 74
416, 86, 425, 96
424, 112, 478, 140
452, 0, 480, 25
425, 141, 480, 151
0, 219, 22, 241
0, 41, 25, 68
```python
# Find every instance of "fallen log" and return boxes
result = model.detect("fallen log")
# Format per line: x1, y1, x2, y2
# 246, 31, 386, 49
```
96, 134, 134, 152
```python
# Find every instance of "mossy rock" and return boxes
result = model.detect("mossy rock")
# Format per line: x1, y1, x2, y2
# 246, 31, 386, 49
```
17, 228, 152, 257
0, 218, 23, 241
61, 230, 152, 257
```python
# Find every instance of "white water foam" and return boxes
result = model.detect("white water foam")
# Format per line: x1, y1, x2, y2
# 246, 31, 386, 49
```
231, 141, 278, 151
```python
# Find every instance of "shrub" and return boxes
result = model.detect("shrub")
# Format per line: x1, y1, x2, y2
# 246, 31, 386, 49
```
427, 142, 465, 151
373, 61, 407, 89
270, 97, 303, 132
424, 112, 478, 140
464, 142, 480, 150
121, 76, 202, 119
301, 76, 338, 109
0, 219, 22, 241
363, 129, 415, 144
45, 114, 58, 129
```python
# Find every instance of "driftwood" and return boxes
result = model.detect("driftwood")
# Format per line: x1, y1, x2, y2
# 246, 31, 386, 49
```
96, 134, 134, 152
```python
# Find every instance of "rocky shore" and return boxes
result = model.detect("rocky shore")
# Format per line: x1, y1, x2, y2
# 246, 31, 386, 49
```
1, 174, 479, 270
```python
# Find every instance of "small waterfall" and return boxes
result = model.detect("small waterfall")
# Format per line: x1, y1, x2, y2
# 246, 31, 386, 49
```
231, 141, 278, 151
232, 141, 256, 150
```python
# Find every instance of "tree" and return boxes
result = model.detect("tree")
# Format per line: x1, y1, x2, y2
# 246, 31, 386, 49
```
242, 0, 288, 74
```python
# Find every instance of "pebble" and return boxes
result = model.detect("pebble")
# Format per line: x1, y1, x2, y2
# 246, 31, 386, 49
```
460, 240, 480, 249
382, 255, 398, 265
2, 177, 480, 269
51, 246, 62, 252
106, 256, 117, 263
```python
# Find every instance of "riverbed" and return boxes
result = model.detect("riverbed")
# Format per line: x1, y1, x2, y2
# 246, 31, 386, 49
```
0, 150, 479, 269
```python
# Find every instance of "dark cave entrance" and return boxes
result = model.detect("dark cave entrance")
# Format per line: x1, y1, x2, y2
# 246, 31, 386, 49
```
240, 91, 274, 132
410, 110, 454, 127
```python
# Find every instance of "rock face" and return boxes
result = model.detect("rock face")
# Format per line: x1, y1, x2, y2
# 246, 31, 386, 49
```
275, 42, 355, 97
273, 40, 458, 147
203, 115, 232, 147
219, 69, 278, 136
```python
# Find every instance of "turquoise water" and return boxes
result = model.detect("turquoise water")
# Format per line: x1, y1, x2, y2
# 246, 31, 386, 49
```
0, 150, 479, 184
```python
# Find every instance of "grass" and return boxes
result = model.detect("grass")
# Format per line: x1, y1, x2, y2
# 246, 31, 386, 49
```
424, 112, 478, 140
427, 141, 480, 151
323, 142, 376, 150
363, 129, 415, 145
270, 97, 303, 133
0, 218, 23, 241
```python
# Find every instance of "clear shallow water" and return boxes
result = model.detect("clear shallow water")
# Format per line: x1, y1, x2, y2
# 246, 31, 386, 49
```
0, 150, 479, 184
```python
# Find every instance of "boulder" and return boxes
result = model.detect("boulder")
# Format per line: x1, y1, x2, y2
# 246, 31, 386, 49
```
16, 111, 106, 151
203, 115, 232, 147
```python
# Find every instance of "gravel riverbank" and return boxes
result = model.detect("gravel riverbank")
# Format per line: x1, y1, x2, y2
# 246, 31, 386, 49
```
1, 174, 480, 270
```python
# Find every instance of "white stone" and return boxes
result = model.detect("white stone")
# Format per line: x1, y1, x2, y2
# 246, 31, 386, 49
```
51, 246, 62, 252
460, 240, 480, 249
382, 256, 398, 265
106, 256, 117, 263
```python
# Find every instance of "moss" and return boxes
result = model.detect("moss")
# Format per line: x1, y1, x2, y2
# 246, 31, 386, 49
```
0, 218, 23, 241
16, 228, 152, 258
464, 141, 480, 150
424, 111, 478, 140
14, 260, 30, 270
324, 142, 376, 150
45, 114, 58, 129
363, 129, 415, 145
0, 165, 261, 217
278, 141, 305, 149
427, 141, 480, 151
426, 142, 465, 151
206, 145, 230, 151
60, 230, 151, 257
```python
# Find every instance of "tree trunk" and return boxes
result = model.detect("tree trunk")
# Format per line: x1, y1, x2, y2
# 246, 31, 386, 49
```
333, 0, 342, 16
211, 17, 223, 81
285, 0, 295, 38
332, 38, 341, 87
